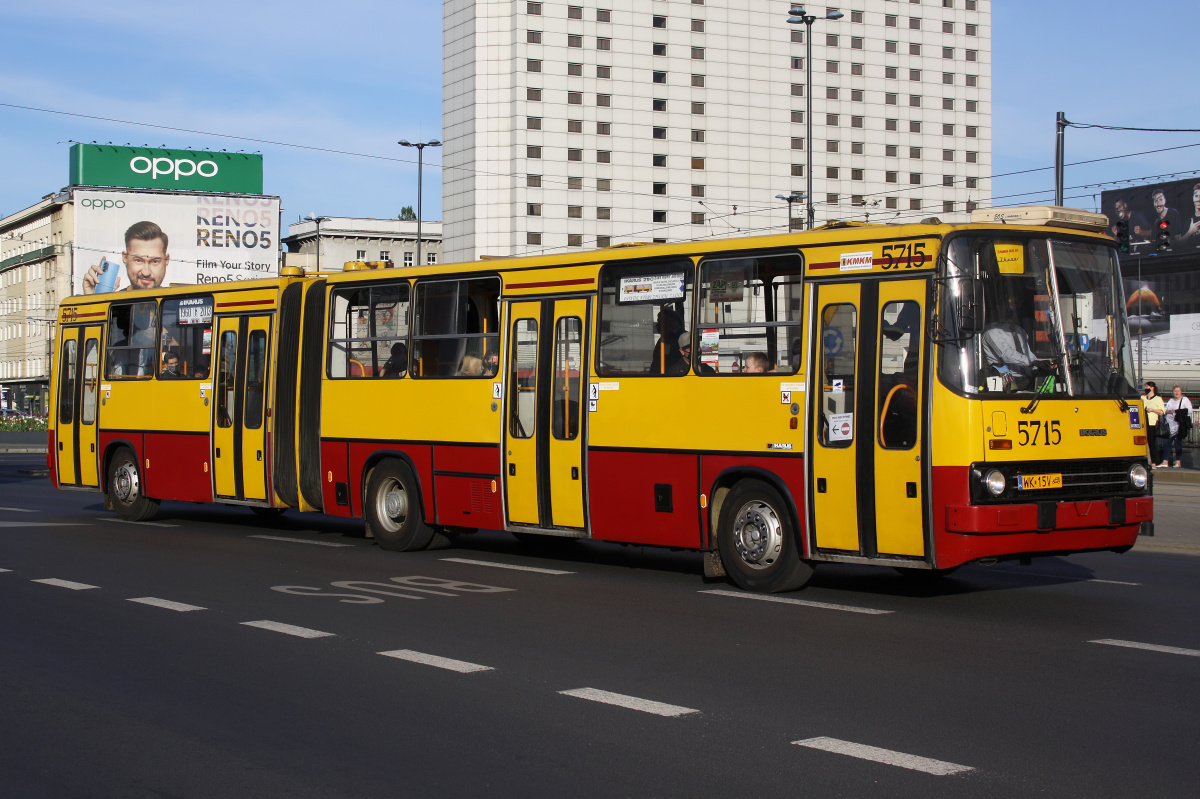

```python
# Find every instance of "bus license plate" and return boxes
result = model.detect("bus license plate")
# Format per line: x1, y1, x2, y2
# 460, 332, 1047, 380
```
1017, 473, 1062, 491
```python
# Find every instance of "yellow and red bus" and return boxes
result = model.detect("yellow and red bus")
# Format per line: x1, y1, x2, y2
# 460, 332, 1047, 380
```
49, 206, 1153, 592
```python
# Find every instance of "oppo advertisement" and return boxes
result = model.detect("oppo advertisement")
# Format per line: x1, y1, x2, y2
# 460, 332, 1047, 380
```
72, 189, 280, 296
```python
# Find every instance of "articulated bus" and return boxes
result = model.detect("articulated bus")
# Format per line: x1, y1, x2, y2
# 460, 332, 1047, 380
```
49, 206, 1153, 592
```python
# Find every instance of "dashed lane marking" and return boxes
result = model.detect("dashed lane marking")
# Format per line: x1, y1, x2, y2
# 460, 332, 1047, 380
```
986, 570, 1141, 586
700, 589, 892, 615
1090, 639, 1200, 658
240, 620, 335, 639
127, 597, 206, 612
441, 557, 574, 575
250, 534, 354, 548
1090, 579, 1141, 586
0, 506, 37, 513
793, 737, 974, 776
378, 649, 494, 673
0, 568, 10, 573
32, 578, 98, 591
96, 517, 179, 528
559, 687, 699, 717
0, 522, 88, 527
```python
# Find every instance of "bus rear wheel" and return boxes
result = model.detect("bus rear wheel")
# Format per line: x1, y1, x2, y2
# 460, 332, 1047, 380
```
365, 460, 434, 552
717, 480, 812, 593
107, 448, 160, 522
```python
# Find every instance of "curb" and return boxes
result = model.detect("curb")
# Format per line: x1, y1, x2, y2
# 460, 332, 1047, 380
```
0, 447, 48, 454
1133, 543, 1200, 557
1153, 470, 1200, 486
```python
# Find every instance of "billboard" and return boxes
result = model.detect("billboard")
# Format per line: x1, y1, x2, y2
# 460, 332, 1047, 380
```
69, 144, 263, 194
1101, 177, 1200, 261
73, 189, 280, 295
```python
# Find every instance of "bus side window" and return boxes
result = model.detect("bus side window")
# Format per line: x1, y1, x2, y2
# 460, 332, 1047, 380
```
819, 303, 857, 448
105, 301, 158, 379
58, 338, 77, 424
509, 319, 538, 438
596, 260, 693, 376
878, 300, 921, 449
327, 283, 410, 378
697, 253, 804, 374
159, 295, 214, 379
552, 317, 583, 440
411, 277, 500, 378
80, 339, 99, 424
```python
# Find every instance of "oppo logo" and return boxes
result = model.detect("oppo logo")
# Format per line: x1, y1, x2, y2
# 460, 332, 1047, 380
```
80, 198, 126, 209
129, 156, 219, 181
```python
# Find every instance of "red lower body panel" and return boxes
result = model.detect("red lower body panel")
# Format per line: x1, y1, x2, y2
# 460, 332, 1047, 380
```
47, 428, 57, 488
933, 465, 1147, 569
346, 441, 435, 524
700, 455, 807, 554
144, 432, 212, 503
588, 450, 699, 547
320, 440, 352, 517
432, 445, 503, 530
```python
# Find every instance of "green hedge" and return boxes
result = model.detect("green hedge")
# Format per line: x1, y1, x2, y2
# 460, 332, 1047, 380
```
0, 417, 48, 432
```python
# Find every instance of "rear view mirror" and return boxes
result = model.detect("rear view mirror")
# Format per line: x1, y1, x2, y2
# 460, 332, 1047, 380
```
957, 280, 985, 335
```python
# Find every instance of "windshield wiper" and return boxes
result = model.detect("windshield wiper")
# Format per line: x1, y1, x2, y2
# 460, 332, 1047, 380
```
1073, 345, 1131, 413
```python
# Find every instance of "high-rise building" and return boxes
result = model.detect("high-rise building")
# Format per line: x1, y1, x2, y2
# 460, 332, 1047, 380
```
443, 0, 991, 263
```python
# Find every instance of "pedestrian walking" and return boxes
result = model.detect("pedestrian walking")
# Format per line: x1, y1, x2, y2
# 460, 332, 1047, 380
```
1164, 384, 1194, 468
1144, 382, 1167, 467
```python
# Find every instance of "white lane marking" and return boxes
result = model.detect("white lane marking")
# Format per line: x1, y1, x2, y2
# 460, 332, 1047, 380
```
378, 649, 494, 673
559, 687, 699, 717
793, 737, 974, 776
700, 589, 892, 615
250, 534, 353, 548
0, 521, 88, 527
0, 506, 37, 513
240, 620, 335, 639
991, 570, 1141, 586
1090, 639, 1200, 658
127, 597, 206, 612
0, 568, 10, 572
96, 517, 179, 528
1090, 579, 1141, 586
441, 557, 574, 575
33, 578, 98, 591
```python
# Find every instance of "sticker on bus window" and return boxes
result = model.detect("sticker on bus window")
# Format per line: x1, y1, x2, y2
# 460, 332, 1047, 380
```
829, 412, 853, 441
995, 242, 1025, 274
618, 273, 685, 303
707, 264, 746, 302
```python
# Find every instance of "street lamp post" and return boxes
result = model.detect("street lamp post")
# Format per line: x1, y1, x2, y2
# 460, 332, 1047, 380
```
398, 139, 442, 266
305, 215, 329, 271
787, 5, 842, 230
775, 192, 804, 232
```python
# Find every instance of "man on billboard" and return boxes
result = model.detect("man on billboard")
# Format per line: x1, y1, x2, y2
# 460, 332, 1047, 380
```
1149, 189, 1183, 242
1110, 199, 1148, 242
81, 221, 170, 294
1181, 183, 1200, 250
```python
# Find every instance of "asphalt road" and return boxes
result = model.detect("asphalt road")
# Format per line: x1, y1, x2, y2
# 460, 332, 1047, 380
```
2, 453, 1198, 798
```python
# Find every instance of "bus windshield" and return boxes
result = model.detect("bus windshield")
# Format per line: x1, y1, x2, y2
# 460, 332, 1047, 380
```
938, 235, 1137, 398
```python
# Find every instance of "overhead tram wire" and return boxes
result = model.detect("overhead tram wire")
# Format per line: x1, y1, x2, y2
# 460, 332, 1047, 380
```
7, 102, 1200, 221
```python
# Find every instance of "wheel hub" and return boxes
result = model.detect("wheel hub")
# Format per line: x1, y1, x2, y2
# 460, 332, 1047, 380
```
732, 501, 782, 570
374, 476, 408, 532
113, 463, 138, 503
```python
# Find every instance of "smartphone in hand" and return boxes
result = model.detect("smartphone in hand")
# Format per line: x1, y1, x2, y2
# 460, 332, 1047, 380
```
95, 258, 121, 293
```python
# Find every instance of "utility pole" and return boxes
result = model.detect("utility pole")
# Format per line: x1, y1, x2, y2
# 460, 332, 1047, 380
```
1054, 112, 1068, 207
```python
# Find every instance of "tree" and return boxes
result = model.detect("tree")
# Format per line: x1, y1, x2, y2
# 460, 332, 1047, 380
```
398, 206, 416, 221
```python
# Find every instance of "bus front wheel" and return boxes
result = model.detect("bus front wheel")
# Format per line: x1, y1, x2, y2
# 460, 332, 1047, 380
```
107, 448, 160, 522
717, 480, 812, 593
365, 460, 434, 552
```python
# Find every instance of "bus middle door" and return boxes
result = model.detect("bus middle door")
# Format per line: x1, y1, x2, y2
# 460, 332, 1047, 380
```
212, 314, 272, 501
503, 298, 588, 531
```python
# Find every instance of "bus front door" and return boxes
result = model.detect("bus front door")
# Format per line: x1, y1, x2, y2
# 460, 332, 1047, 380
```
55, 325, 102, 488
212, 315, 272, 501
503, 298, 588, 531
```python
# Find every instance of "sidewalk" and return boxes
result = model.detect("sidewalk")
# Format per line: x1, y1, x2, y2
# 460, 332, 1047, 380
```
1136, 467, 1200, 556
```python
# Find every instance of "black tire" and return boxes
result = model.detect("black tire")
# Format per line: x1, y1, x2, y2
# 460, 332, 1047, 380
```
364, 460, 434, 551
107, 448, 160, 522
717, 480, 812, 593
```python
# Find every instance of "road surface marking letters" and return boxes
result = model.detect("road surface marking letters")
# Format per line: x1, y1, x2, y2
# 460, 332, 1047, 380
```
127, 597, 206, 612
559, 688, 699, 717
241, 620, 335, 639
0, 522, 88, 527
33, 578, 98, 591
441, 557, 574, 575
97, 517, 179, 528
378, 649, 494, 673
250, 534, 353, 548
0, 506, 37, 513
793, 737, 974, 776
1090, 639, 1200, 658
700, 589, 892, 615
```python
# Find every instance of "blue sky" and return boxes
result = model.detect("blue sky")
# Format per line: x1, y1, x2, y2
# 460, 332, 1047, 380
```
2, 0, 1198, 223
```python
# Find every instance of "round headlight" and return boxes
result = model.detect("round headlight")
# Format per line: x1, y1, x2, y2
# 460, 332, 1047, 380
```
984, 469, 1007, 497
1129, 463, 1149, 490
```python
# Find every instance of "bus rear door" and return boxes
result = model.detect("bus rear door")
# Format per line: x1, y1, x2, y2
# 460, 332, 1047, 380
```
808, 279, 928, 560
503, 298, 588, 531
212, 314, 272, 501
55, 325, 102, 488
